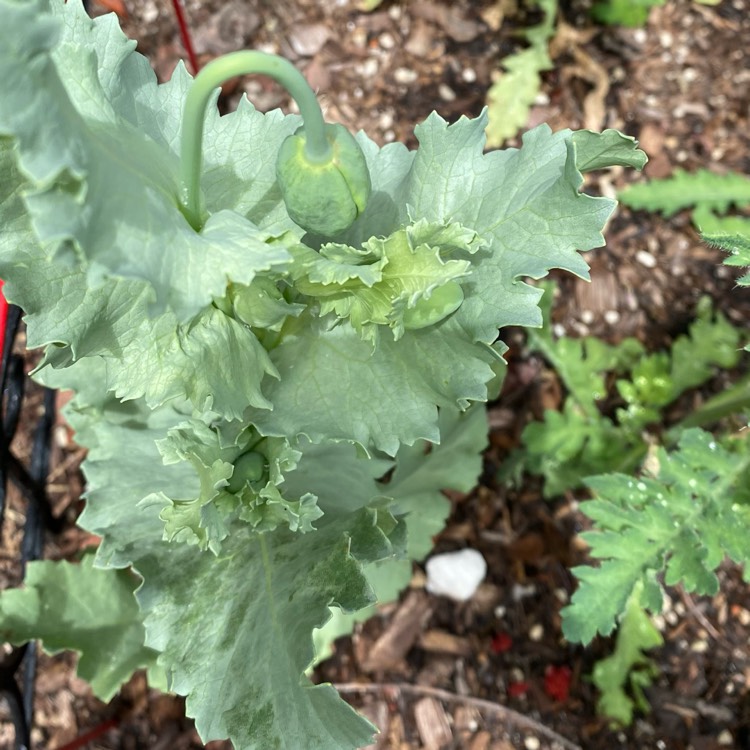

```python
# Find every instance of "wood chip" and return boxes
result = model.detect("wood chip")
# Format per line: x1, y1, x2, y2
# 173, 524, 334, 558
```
410, 0, 484, 42
468, 731, 492, 750
414, 696, 453, 749
418, 629, 473, 657
359, 701, 391, 750
360, 590, 432, 671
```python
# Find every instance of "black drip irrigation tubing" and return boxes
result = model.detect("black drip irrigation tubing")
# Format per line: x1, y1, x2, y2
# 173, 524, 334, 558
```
0, 304, 59, 750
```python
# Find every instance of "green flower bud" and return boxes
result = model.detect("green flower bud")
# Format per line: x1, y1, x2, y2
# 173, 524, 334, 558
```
228, 451, 267, 494
276, 123, 371, 236
403, 282, 465, 330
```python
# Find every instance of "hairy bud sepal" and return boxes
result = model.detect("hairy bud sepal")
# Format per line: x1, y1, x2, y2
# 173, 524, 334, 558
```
276, 123, 371, 237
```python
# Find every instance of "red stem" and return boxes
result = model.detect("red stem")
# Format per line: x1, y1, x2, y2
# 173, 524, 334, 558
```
170, 0, 200, 74
53, 717, 119, 750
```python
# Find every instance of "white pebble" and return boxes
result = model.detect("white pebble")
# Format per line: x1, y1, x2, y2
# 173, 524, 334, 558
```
718, 730, 734, 745
524, 737, 541, 750
378, 33, 396, 50
604, 309, 620, 325
425, 548, 487, 602
142, 3, 158, 23
359, 58, 379, 78
529, 624, 544, 642
439, 83, 456, 101
636, 250, 657, 268
511, 583, 536, 602
394, 67, 418, 85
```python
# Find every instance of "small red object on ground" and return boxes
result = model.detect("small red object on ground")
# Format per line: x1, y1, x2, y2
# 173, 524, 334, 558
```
507, 680, 530, 698
490, 631, 513, 654
543, 664, 572, 702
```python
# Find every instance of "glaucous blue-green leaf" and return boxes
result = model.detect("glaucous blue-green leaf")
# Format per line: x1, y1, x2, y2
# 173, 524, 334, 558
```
0, 122, 281, 422
388, 404, 488, 557
572, 129, 648, 172
59, 387, 190, 569
43, 359, 404, 749
0, 554, 157, 701
312, 404, 489, 661
249, 315, 497, 454
0, 0, 297, 322
395, 114, 622, 341
136, 506, 401, 750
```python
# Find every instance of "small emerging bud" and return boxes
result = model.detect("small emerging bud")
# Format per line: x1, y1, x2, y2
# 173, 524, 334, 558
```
276, 123, 371, 236
228, 451, 267, 494
402, 281, 465, 330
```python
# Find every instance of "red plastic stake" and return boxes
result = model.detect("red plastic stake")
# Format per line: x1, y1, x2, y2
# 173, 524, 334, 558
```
170, 0, 200, 74
0, 280, 8, 358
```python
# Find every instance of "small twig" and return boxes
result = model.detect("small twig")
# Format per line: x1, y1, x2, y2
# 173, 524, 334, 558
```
46, 446, 87, 484
334, 682, 582, 750
679, 589, 722, 641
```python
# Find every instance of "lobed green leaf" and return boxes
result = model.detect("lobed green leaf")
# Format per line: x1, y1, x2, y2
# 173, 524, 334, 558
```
0, 554, 157, 701
562, 429, 750, 643
620, 169, 750, 217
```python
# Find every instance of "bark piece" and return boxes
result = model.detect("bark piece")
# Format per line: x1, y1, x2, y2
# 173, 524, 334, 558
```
414, 696, 453, 749
360, 590, 433, 671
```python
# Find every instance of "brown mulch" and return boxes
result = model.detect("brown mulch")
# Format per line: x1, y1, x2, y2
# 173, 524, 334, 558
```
1, 1, 749, 749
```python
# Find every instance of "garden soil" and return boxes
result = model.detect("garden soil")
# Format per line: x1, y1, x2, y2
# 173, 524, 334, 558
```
1, 1, 749, 749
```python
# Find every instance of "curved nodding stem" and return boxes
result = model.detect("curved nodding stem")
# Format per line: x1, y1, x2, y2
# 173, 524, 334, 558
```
179, 51, 331, 230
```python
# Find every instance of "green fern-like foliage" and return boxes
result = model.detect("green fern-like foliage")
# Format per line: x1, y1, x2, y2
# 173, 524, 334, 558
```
502, 285, 742, 496
562, 429, 750, 644
709, 230, 750, 353
592, 583, 663, 726
620, 169, 750, 216
707, 231, 750, 288
485, 0, 557, 147
620, 169, 750, 237
591, 0, 665, 27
